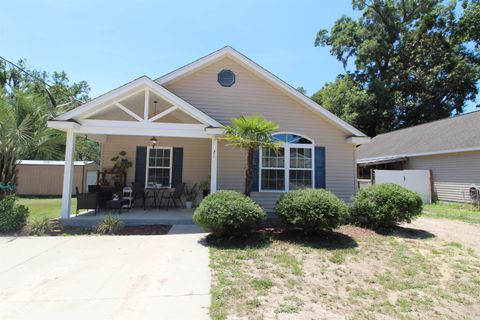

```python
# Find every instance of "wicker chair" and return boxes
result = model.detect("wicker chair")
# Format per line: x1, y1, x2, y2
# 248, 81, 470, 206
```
76, 187, 98, 216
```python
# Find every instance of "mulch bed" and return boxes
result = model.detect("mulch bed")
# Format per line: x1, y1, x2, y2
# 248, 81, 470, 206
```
1, 219, 172, 236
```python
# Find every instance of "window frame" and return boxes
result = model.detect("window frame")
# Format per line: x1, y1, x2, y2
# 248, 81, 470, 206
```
145, 146, 173, 188
259, 133, 315, 192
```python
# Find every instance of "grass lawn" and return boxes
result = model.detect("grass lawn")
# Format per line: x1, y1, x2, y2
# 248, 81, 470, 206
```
423, 202, 480, 224
18, 197, 76, 223
209, 227, 480, 320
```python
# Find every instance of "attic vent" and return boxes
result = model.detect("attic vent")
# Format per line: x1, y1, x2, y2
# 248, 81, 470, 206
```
217, 69, 235, 87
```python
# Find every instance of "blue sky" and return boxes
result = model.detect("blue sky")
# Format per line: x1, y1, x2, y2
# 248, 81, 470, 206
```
1, 0, 477, 112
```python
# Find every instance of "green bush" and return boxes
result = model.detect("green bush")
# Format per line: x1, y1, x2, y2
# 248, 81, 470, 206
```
29, 217, 50, 236
350, 183, 423, 228
95, 216, 124, 235
193, 190, 266, 237
275, 188, 348, 233
0, 196, 29, 233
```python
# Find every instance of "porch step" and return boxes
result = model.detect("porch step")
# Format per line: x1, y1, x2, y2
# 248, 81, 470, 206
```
60, 216, 194, 228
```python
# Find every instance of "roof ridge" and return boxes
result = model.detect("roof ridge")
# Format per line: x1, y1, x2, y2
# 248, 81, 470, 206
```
373, 109, 480, 138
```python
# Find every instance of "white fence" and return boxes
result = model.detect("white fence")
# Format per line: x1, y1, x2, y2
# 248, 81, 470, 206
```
374, 169, 432, 203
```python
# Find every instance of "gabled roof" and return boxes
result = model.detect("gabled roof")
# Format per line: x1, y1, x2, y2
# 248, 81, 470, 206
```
54, 76, 222, 127
357, 110, 480, 161
156, 46, 367, 137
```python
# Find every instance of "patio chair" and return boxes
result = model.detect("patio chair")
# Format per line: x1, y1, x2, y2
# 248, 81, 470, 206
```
159, 182, 185, 210
76, 187, 98, 216
131, 182, 147, 210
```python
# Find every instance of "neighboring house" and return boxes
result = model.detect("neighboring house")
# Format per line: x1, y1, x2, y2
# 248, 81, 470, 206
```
48, 46, 369, 218
357, 111, 480, 203
15, 160, 99, 196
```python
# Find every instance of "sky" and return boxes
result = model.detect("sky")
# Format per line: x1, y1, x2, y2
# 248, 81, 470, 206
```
1, 0, 477, 112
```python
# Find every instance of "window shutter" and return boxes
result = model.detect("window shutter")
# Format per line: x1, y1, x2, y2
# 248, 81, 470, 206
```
251, 150, 260, 192
314, 147, 326, 189
135, 146, 147, 187
172, 147, 183, 187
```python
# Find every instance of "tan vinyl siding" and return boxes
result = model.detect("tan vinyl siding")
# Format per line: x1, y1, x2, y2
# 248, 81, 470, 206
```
164, 57, 356, 203
16, 163, 99, 196
101, 136, 211, 187
407, 151, 480, 202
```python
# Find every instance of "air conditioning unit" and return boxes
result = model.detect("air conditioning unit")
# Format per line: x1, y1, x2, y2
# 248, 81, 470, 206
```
468, 185, 480, 206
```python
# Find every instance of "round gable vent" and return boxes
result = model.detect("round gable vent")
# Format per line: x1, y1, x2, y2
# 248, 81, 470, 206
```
217, 69, 236, 87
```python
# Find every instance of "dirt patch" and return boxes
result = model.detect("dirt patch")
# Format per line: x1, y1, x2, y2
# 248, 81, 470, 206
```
404, 217, 480, 254
209, 227, 480, 320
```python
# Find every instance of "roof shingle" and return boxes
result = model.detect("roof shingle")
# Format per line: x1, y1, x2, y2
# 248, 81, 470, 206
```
357, 110, 480, 160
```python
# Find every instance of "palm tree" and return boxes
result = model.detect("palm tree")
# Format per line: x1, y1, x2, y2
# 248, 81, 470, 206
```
0, 89, 63, 184
224, 115, 280, 196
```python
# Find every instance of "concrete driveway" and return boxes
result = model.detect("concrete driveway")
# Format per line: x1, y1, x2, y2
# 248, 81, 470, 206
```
0, 234, 210, 320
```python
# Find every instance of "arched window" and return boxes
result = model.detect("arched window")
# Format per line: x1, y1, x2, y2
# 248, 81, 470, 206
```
260, 133, 314, 192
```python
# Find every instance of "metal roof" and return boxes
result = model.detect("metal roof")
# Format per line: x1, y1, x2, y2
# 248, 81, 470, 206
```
16, 160, 96, 166
357, 111, 480, 161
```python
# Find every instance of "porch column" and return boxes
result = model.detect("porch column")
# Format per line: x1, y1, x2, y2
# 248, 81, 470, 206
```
61, 129, 76, 219
210, 137, 218, 193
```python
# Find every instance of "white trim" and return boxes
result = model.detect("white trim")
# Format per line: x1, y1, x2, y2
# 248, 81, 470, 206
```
145, 146, 173, 188
205, 127, 226, 136
259, 132, 314, 192
346, 136, 371, 145
54, 76, 222, 128
148, 106, 179, 122
156, 46, 367, 137
47, 121, 80, 130
210, 137, 218, 193
61, 130, 76, 219
51, 119, 212, 138
357, 146, 480, 164
115, 102, 144, 121
144, 89, 149, 120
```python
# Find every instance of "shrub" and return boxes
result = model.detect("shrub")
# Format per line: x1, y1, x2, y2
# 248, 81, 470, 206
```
193, 190, 266, 237
29, 217, 50, 236
350, 183, 423, 228
95, 216, 124, 235
275, 188, 348, 233
0, 196, 29, 233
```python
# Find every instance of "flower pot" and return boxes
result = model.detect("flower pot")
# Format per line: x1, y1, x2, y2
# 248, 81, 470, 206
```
185, 201, 193, 209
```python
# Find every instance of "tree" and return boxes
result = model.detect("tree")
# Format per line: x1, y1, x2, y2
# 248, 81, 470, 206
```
224, 115, 280, 196
296, 86, 307, 95
0, 60, 92, 184
311, 74, 374, 131
314, 0, 480, 136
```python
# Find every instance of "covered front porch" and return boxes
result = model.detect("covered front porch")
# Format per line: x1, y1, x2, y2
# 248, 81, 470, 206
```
48, 76, 225, 220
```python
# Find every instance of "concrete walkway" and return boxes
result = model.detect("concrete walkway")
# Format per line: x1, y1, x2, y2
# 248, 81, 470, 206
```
0, 233, 210, 320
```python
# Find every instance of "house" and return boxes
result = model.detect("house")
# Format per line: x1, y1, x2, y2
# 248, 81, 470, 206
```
357, 111, 480, 203
15, 160, 99, 196
48, 46, 369, 219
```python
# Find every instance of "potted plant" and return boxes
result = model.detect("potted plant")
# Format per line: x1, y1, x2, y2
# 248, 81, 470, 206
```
184, 184, 198, 209
111, 151, 132, 173
199, 179, 210, 198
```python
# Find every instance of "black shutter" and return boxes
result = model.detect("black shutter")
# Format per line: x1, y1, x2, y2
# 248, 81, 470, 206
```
135, 146, 147, 187
314, 147, 326, 189
251, 150, 260, 192
172, 147, 183, 187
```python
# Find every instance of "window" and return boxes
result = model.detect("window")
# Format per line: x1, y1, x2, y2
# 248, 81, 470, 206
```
260, 133, 314, 192
217, 69, 236, 87
146, 147, 172, 187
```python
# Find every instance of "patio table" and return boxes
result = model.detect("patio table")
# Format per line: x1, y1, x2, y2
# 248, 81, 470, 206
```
145, 185, 170, 208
